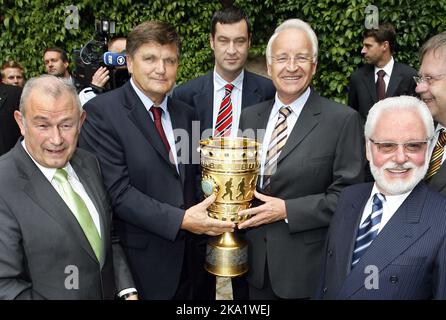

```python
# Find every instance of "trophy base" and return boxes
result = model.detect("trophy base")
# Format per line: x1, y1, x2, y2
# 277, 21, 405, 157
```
204, 231, 248, 277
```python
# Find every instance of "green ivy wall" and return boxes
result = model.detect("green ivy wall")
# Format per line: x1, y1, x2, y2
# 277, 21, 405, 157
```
1, 0, 446, 103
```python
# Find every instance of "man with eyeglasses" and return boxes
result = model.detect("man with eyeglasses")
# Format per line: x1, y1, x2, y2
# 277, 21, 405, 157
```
238, 19, 364, 299
317, 95, 446, 300
416, 32, 446, 195
348, 23, 417, 124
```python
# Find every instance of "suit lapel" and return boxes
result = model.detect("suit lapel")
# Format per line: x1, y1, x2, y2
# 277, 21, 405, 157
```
386, 63, 402, 97
168, 98, 186, 186
124, 82, 176, 169
339, 183, 429, 298
70, 152, 108, 266
277, 90, 321, 163
426, 163, 446, 193
242, 71, 262, 108
0, 86, 7, 112
13, 144, 99, 264
363, 65, 378, 102
193, 72, 214, 136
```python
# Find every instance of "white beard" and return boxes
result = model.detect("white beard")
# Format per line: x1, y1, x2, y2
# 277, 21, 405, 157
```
369, 156, 429, 195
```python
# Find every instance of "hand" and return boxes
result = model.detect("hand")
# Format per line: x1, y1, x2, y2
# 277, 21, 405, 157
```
238, 191, 287, 229
181, 194, 235, 236
91, 66, 110, 88
125, 293, 138, 300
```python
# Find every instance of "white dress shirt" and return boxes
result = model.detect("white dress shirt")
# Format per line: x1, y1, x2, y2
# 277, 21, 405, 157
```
130, 78, 179, 172
374, 56, 394, 92
21, 140, 102, 236
360, 184, 411, 234
212, 68, 244, 138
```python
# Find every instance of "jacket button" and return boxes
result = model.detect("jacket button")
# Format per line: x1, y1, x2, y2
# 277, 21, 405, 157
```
390, 276, 398, 283
322, 287, 328, 293
328, 249, 333, 257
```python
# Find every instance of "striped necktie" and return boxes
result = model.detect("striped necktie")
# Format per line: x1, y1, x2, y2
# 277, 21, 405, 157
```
263, 106, 292, 190
425, 129, 446, 181
53, 168, 103, 262
214, 83, 234, 137
351, 193, 385, 267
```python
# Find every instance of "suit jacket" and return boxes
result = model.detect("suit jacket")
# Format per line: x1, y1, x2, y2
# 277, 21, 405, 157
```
317, 182, 446, 299
348, 62, 417, 123
239, 89, 365, 298
0, 142, 134, 299
0, 83, 21, 156
172, 70, 275, 136
79, 81, 197, 299
426, 158, 446, 196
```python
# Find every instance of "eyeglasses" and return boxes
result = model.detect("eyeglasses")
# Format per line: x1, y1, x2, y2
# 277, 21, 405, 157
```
369, 139, 428, 154
269, 54, 313, 65
413, 73, 446, 85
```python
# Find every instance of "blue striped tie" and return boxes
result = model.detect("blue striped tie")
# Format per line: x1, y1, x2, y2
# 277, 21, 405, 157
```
351, 193, 385, 267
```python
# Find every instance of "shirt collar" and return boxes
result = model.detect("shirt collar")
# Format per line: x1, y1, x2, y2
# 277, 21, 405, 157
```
273, 86, 311, 116
130, 78, 168, 113
370, 183, 412, 204
20, 140, 76, 182
213, 68, 244, 91
375, 56, 394, 77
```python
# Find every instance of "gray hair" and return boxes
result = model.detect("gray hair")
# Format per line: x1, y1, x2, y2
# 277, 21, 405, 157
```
364, 95, 434, 140
266, 18, 318, 65
420, 31, 446, 61
19, 74, 82, 116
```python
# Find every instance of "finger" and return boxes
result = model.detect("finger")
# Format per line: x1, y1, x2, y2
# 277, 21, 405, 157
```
254, 190, 270, 201
201, 193, 216, 208
239, 205, 262, 217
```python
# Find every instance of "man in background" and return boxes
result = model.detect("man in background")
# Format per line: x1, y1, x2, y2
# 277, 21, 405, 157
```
1, 60, 25, 87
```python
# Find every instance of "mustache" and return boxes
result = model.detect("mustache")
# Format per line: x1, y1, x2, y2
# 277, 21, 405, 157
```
382, 162, 416, 170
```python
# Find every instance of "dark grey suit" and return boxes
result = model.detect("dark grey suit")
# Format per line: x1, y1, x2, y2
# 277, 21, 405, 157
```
240, 89, 365, 298
0, 142, 134, 299
348, 62, 417, 123
317, 182, 446, 299
0, 83, 21, 156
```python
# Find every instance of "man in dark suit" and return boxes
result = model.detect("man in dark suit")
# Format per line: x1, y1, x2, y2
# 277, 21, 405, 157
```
348, 22, 417, 123
0, 75, 135, 299
172, 7, 275, 300
415, 32, 446, 195
79, 21, 235, 300
0, 82, 21, 156
237, 19, 364, 299
317, 95, 446, 299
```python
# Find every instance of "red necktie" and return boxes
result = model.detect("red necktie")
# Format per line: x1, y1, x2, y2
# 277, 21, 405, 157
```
214, 83, 234, 137
376, 70, 386, 100
150, 106, 170, 152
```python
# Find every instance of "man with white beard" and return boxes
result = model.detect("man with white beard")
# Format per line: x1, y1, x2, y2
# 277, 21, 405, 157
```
316, 95, 446, 300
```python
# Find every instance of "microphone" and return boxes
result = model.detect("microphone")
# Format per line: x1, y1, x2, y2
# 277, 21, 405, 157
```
103, 52, 126, 66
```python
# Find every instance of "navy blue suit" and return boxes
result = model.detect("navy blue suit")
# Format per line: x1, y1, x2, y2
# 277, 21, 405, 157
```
172, 70, 275, 300
317, 182, 446, 299
79, 81, 197, 299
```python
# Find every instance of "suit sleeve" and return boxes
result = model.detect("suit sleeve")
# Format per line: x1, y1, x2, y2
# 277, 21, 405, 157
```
347, 75, 359, 111
79, 100, 185, 242
286, 111, 365, 233
0, 196, 45, 300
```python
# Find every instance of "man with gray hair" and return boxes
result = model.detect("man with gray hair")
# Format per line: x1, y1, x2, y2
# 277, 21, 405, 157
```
238, 19, 364, 299
415, 32, 446, 195
0, 75, 136, 299
317, 95, 446, 299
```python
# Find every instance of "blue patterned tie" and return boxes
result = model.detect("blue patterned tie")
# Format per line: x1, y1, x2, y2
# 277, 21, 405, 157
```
351, 193, 385, 267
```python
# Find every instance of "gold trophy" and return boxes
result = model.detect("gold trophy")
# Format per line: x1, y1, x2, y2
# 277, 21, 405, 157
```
199, 137, 261, 277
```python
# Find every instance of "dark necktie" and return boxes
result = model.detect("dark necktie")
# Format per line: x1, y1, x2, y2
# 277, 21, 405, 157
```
214, 83, 234, 137
351, 193, 385, 267
150, 106, 171, 152
376, 69, 386, 100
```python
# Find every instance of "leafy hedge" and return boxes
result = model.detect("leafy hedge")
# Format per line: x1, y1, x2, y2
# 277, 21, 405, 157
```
1, 0, 446, 103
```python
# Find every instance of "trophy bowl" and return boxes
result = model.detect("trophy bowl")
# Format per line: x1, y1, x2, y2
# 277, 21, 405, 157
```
199, 137, 261, 277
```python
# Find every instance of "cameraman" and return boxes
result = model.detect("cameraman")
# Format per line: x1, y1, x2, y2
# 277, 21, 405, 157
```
79, 37, 127, 106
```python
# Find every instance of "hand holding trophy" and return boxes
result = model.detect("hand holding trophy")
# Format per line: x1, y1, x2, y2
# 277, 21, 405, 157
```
199, 137, 261, 277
